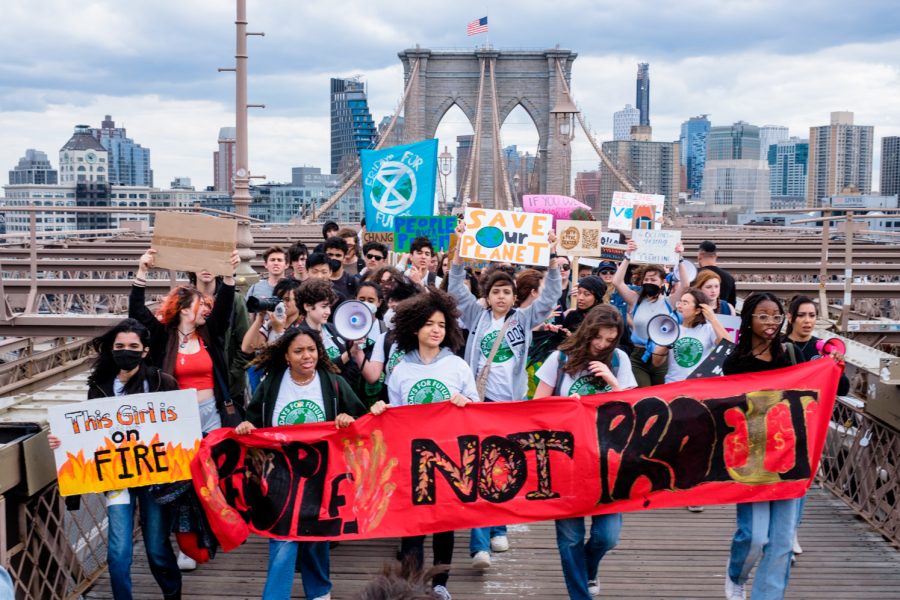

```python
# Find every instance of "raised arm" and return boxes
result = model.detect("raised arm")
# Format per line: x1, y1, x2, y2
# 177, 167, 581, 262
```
667, 242, 689, 303
129, 249, 166, 342
612, 240, 640, 306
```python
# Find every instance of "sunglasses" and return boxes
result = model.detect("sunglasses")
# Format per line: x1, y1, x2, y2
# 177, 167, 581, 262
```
366, 253, 385, 261
599, 270, 615, 275
559, 264, 571, 271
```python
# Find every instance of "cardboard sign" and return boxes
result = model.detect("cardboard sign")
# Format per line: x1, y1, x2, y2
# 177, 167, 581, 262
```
555, 220, 603, 257
393, 216, 457, 253
449, 233, 490, 270
48, 390, 203, 496
362, 231, 395, 247
194, 359, 841, 547
522, 195, 591, 223
459, 208, 552, 266
608, 192, 664, 231
631, 229, 681, 265
631, 204, 656, 230
152, 212, 237, 276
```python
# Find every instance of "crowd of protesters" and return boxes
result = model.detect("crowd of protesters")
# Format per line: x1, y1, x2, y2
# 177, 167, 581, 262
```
47, 217, 846, 600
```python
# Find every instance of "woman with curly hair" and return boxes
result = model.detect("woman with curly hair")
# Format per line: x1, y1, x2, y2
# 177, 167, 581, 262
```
532, 305, 636, 600
369, 290, 478, 600
235, 327, 366, 600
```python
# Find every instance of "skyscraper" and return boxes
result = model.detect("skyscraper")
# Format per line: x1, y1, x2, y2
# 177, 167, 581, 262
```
767, 137, 808, 202
89, 115, 153, 186
635, 63, 650, 127
599, 137, 679, 218
213, 127, 236, 194
679, 115, 711, 196
706, 121, 761, 160
880, 136, 900, 197
9, 149, 58, 185
330, 77, 377, 175
60, 125, 111, 229
574, 170, 601, 211
758, 125, 789, 161
613, 104, 641, 141
807, 111, 874, 207
376, 115, 404, 148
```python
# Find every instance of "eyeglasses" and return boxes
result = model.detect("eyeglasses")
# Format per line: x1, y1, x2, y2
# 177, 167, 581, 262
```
366, 253, 385, 261
752, 314, 785, 324
559, 264, 571, 271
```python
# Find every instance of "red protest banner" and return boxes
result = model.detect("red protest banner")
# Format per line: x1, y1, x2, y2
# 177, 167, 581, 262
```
192, 359, 841, 551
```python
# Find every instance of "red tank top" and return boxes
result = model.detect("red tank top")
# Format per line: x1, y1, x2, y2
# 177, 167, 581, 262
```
174, 344, 215, 392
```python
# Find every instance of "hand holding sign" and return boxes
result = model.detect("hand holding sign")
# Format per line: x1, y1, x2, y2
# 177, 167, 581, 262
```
151, 212, 238, 277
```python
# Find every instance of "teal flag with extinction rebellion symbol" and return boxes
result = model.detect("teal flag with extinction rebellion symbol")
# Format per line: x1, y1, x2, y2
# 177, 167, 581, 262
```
362, 139, 439, 233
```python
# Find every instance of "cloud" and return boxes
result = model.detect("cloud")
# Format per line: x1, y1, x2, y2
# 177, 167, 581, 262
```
2, 1, 900, 191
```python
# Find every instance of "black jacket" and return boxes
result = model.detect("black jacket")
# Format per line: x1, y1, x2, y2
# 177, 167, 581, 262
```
246, 366, 367, 428
88, 363, 179, 399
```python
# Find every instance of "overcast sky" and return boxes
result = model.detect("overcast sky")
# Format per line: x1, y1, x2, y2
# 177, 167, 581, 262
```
2, 0, 898, 193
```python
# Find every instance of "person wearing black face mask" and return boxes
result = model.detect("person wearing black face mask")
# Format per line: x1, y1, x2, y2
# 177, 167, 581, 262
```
48, 318, 182, 600
611, 238, 690, 388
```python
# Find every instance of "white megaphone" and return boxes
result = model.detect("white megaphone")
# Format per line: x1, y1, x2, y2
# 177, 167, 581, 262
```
331, 300, 375, 342
673, 258, 698, 284
647, 313, 681, 348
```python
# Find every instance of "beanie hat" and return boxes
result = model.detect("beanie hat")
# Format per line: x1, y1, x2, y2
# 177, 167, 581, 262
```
577, 275, 607, 303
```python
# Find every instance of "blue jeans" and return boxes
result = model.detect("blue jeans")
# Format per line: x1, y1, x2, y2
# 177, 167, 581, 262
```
469, 525, 508, 555
107, 487, 180, 600
728, 499, 799, 599
263, 539, 331, 600
555, 514, 622, 600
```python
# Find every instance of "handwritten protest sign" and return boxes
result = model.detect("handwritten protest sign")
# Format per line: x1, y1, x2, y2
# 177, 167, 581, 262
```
608, 192, 664, 231
394, 216, 457, 253
362, 231, 395, 247
601, 232, 622, 246
632, 204, 656, 230
718, 314, 742, 344
459, 208, 552, 266
555, 220, 603, 257
48, 390, 202, 496
631, 229, 681, 265
523, 195, 591, 223
152, 212, 237, 276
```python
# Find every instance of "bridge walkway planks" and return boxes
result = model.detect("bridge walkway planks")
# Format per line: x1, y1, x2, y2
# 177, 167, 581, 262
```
83, 486, 900, 599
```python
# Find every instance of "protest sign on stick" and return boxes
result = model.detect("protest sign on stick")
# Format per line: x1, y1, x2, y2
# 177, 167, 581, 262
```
48, 390, 202, 496
631, 229, 682, 265
459, 208, 552, 267
608, 192, 664, 231
152, 212, 237, 276
555, 220, 603, 257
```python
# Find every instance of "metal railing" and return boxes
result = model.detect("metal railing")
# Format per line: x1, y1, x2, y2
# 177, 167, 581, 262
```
818, 397, 899, 548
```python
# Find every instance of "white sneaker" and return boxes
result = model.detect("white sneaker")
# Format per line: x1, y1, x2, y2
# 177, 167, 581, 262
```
792, 533, 803, 555
471, 550, 491, 570
587, 579, 600, 596
311, 595, 331, 600
687, 505, 705, 512
490, 535, 509, 552
725, 574, 746, 600
433, 584, 452, 600
177, 551, 197, 571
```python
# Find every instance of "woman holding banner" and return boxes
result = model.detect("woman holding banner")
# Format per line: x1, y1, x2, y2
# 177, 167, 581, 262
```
532, 305, 636, 600
723, 292, 807, 600
49, 319, 182, 600
235, 327, 367, 600
611, 239, 689, 387
369, 290, 478, 600
446, 222, 562, 569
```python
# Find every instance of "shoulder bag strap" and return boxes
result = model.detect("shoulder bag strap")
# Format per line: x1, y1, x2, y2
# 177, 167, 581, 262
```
475, 317, 515, 401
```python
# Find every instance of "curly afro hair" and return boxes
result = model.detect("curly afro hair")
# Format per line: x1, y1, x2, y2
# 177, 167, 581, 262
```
391, 289, 465, 353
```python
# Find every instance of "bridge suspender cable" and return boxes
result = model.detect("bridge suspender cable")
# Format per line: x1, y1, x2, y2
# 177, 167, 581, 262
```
489, 58, 515, 211
461, 57, 487, 206
553, 59, 637, 196
308, 58, 422, 222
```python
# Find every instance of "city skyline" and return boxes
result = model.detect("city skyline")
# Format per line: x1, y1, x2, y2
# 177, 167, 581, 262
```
1, 1, 899, 192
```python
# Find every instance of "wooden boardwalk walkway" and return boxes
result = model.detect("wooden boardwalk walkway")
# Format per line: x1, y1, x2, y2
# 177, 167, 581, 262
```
83, 486, 900, 599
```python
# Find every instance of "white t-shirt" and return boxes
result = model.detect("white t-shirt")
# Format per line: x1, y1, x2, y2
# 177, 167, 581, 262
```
272, 371, 327, 425
315, 325, 342, 363
388, 353, 479, 406
664, 322, 718, 384
369, 331, 406, 383
475, 316, 523, 401
536, 348, 636, 396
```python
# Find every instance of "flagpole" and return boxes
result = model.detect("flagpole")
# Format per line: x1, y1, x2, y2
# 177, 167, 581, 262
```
485, 1, 490, 48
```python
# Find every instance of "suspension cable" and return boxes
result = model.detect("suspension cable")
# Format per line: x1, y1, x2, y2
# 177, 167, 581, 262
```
461, 57, 487, 205
488, 58, 515, 210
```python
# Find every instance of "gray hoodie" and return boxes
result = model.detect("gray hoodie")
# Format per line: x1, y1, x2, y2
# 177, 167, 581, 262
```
449, 262, 562, 401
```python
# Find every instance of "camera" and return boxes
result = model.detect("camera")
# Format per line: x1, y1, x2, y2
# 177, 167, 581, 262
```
247, 296, 281, 312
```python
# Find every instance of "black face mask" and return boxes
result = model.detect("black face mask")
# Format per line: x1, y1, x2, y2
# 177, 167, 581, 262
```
112, 350, 144, 371
641, 283, 662, 297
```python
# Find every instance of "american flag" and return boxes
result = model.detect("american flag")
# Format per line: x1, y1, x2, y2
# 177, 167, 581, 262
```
467, 16, 488, 36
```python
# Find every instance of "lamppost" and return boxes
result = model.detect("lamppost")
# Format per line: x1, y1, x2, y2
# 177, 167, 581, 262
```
513, 172, 521, 206
438, 145, 453, 215
550, 90, 579, 196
